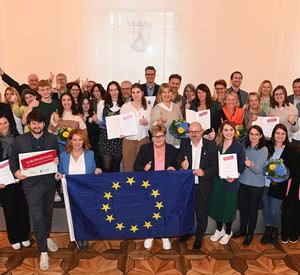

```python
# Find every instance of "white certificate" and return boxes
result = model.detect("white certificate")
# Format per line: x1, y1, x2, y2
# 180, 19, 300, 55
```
19, 150, 57, 177
218, 153, 238, 179
106, 112, 138, 140
0, 160, 16, 185
252, 116, 279, 138
186, 109, 211, 130
145, 96, 156, 107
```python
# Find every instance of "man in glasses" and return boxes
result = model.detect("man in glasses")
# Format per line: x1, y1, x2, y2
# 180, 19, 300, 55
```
142, 66, 160, 97
121, 80, 132, 103
177, 122, 218, 250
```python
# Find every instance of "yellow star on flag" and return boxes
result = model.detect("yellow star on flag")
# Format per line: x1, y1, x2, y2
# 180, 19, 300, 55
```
151, 189, 160, 198
152, 212, 161, 220
126, 177, 136, 186
106, 215, 115, 223
103, 192, 113, 200
101, 203, 111, 212
141, 180, 151, 189
155, 201, 164, 210
143, 221, 152, 229
130, 225, 139, 233
112, 182, 121, 190
116, 223, 125, 231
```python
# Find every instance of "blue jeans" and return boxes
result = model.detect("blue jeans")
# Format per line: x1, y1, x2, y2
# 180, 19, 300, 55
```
262, 186, 282, 227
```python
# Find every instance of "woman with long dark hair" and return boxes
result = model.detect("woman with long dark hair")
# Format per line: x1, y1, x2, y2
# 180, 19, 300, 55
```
261, 124, 300, 244
232, 125, 268, 245
67, 82, 84, 111
97, 81, 124, 172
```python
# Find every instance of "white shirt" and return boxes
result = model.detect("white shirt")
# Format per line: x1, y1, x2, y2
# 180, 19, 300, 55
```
120, 102, 152, 140
69, 153, 86, 174
191, 138, 203, 184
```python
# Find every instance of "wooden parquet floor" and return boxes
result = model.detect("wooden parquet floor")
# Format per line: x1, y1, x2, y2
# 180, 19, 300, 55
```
0, 232, 299, 274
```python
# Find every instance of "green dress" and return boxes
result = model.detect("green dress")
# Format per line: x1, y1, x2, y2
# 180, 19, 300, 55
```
207, 145, 238, 222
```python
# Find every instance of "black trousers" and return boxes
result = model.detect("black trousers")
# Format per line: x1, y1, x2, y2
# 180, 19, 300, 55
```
194, 183, 212, 241
238, 183, 264, 229
0, 182, 30, 244
23, 182, 56, 252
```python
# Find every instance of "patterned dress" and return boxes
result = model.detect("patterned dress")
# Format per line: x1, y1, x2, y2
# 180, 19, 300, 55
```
98, 106, 122, 157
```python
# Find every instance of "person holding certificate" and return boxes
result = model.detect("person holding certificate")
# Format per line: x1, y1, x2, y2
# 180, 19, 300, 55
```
120, 83, 152, 172
232, 125, 268, 246
134, 124, 178, 250
258, 80, 273, 116
0, 113, 30, 250
207, 121, 246, 245
244, 92, 266, 130
150, 83, 182, 148
97, 81, 124, 172
269, 85, 298, 141
261, 124, 300, 245
212, 91, 244, 133
56, 129, 102, 250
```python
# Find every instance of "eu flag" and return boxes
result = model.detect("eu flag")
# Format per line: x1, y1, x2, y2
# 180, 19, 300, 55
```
62, 170, 195, 240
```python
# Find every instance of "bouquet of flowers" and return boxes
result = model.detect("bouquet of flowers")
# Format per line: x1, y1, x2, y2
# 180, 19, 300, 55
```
99, 117, 107, 130
169, 118, 189, 138
264, 158, 290, 184
235, 125, 247, 141
57, 126, 73, 145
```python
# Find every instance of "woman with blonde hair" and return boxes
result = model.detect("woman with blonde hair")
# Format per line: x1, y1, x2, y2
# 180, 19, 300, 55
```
212, 91, 244, 133
3, 87, 23, 134
244, 92, 266, 130
150, 83, 182, 148
258, 80, 273, 115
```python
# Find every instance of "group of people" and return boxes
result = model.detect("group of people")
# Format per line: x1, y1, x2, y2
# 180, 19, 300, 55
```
0, 66, 300, 271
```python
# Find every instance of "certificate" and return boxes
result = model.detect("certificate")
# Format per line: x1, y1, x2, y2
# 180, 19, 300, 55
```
0, 160, 16, 185
106, 112, 138, 140
218, 153, 238, 179
19, 149, 57, 177
186, 109, 211, 130
145, 96, 156, 107
252, 116, 279, 137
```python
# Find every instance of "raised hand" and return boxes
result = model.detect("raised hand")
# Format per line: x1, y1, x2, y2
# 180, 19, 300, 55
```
181, 156, 189, 170
139, 115, 148, 125
144, 161, 152, 171
82, 78, 89, 91
52, 112, 59, 122
288, 114, 296, 125
92, 111, 98, 122
48, 71, 55, 82
160, 112, 167, 123
245, 157, 253, 167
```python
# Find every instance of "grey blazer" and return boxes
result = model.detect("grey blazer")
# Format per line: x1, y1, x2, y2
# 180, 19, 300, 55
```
9, 131, 59, 191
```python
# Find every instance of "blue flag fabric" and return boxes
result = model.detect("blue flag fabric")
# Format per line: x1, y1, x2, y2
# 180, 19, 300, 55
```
65, 170, 195, 240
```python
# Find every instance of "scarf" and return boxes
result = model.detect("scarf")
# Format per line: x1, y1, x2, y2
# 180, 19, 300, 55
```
222, 105, 244, 126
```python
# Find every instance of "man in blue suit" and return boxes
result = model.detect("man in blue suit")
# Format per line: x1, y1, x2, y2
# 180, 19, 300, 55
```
227, 71, 248, 108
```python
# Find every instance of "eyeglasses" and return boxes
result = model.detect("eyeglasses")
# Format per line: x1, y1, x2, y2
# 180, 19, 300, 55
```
71, 88, 80, 92
152, 135, 165, 140
249, 133, 261, 136
188, 131, 201, 134
274, 93, 284, 96
121, 88, 131, 91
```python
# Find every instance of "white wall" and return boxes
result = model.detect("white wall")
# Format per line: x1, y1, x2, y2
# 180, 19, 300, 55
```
1, 0, 300, 95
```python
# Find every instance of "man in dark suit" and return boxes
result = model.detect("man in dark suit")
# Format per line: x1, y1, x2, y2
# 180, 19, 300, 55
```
142, 66, 160, 97
227, 71, 248, 108
177, 122, 218, 250
9, 110, 59, 271
288, 78, 300, 105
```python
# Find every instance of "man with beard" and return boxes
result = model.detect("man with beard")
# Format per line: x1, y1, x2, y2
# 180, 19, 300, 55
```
9, 110, 59, 271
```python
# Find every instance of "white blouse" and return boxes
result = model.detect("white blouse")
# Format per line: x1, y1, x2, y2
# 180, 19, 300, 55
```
69, 153, 86, 174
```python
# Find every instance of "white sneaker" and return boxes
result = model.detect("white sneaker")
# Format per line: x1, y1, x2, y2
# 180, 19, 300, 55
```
219, 231, 233, 245
12, 243, 21, 250
210, 228, 225, 242
47, 238, 58, 252
22, 240, 30, 247
39, 252, 49, 271
144, 238, 154, 249
54, 191, 62, 202
162, 238, 171, 250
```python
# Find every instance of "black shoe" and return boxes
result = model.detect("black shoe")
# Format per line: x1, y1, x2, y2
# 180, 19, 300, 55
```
193, 239, 202, 250
179, 234, 193, 243
280, 235, 288, 244
270, 227, 278, 244
243, 228, 254, 246
289, 237, 298, 244
232, 225, 247, 238
76, 240, 82, 250
260, 226, 271, 245
82, 240, 89, 250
